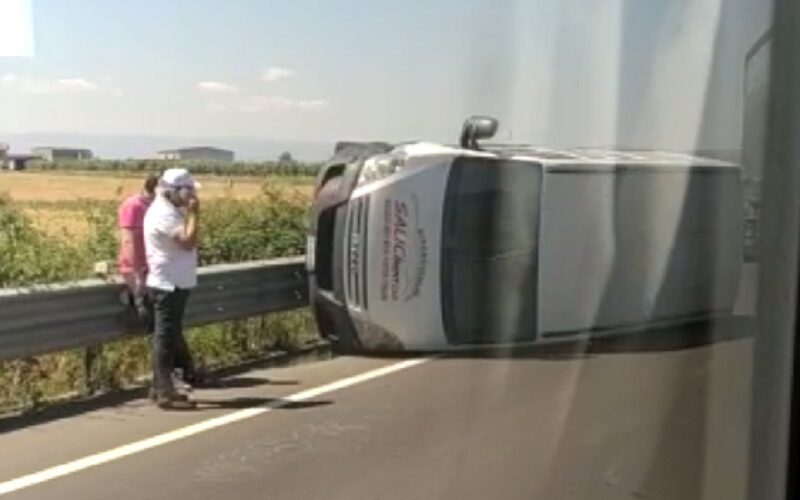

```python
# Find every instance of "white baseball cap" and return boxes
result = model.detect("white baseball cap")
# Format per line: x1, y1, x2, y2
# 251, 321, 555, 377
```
159, 168, 201, 189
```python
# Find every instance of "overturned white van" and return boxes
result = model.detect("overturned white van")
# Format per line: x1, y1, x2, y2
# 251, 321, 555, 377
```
308, 117, 743, 352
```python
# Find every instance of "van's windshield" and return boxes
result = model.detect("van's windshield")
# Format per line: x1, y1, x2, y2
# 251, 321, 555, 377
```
440, 158, 542, 344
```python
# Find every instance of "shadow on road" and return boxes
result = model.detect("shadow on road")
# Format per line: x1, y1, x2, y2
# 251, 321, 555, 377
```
193, 397, 332, 411
0, 344, 333, 435
360, 316, 755, 361
0, 376, 313, 435
0, 389, 333, 433
523, 316, 754, 361
0, 387, 151, 435
197, 376, 300, 390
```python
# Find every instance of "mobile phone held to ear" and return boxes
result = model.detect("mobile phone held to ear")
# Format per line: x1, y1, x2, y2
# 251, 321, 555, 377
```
186, 192, 200, 212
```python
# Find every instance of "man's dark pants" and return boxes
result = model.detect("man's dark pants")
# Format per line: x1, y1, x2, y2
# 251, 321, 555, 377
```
148, 287, 195, 397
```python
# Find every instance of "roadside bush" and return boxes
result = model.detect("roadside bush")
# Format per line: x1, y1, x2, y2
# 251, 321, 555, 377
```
0, 195, 88, 286
201, 185, 308, 264
0, 351, 86, 411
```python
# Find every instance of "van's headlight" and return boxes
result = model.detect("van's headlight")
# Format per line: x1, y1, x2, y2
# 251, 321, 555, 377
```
357, 153, 406, 186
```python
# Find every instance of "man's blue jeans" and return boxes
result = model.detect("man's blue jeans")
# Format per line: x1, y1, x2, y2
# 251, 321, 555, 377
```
148, 287, 195, 398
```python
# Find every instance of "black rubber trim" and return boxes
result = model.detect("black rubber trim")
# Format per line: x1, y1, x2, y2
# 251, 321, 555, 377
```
309, 277, 361, 351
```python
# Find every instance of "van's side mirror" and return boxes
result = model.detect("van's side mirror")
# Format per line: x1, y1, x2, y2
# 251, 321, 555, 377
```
459, 116, 499, 150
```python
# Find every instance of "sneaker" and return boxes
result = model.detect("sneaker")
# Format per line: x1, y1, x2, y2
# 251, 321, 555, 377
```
180, 369, 207, 388
173, 375, 194, 393
155, 394, 196, 410
149, 388, 189, 402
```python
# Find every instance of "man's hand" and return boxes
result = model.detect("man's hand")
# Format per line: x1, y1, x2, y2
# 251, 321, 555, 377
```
119, 228, 136, 264
173, 195, 200, 250
187, 195, 200, 214
133, 271, 147, 296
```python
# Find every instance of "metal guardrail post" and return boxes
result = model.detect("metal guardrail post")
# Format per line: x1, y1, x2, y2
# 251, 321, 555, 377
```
84, 346, 99, 396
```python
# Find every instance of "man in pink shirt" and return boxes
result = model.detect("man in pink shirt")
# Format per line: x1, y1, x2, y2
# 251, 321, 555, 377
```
118, 173, 159, 299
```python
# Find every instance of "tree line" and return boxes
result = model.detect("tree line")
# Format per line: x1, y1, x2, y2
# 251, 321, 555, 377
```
27, 157, 323, 177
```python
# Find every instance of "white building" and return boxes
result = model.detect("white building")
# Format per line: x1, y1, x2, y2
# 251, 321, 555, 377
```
32, 147, 94, 162
156, 147, 234, 163
0, 145, 33, 170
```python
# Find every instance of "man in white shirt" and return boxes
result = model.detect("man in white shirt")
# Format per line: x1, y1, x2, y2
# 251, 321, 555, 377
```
144, 168, 200, 409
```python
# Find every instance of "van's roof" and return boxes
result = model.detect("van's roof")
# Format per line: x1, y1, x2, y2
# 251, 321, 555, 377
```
484, 145, 738, 168
395, 142, 739, 169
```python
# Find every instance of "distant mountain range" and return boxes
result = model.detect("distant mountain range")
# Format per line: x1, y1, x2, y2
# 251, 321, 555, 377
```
1, 133, 336, 162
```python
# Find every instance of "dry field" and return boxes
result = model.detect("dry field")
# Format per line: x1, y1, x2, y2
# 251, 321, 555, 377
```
0, 171, 313, 238
22, 207, 89, 239
0, 171, 312, 202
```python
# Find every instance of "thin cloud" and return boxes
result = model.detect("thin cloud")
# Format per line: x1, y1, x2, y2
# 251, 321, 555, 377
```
205, 94, 328, 113
197, 81, 239, 93
238, 95, 327, 112
56, 78, 98, 91
261, 66, 295, 83
0, 74, 120, 95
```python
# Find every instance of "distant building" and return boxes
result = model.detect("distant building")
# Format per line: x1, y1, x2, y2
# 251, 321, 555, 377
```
0, 144, 30, 170
6, 155, 35, 171
32, 147, 94, 162
156, 147, 234, 163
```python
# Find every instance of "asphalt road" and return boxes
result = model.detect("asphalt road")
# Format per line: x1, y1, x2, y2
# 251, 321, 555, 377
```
0, 319, 753, 500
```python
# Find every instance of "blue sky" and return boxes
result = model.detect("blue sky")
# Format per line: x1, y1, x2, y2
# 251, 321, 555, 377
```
0, 0, 774, 157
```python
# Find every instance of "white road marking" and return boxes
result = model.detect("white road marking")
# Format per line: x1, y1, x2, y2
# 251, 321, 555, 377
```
0, 358, 431, 496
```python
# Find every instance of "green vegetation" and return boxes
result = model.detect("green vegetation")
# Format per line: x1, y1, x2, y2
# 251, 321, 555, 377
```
27, 159, 322, 177
0, 184, 318, 413
0, 196, 87, 286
